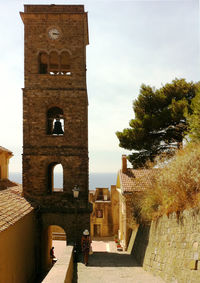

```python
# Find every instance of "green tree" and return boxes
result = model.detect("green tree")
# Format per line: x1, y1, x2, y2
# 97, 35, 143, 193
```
186, 84, 200, 142
116, 78, 199, 168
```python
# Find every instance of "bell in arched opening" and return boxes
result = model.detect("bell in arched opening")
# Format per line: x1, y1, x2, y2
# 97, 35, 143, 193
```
52, 119, 64, 135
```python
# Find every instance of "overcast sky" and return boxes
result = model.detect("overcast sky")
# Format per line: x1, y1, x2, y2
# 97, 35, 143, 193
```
0, 0, 199, 174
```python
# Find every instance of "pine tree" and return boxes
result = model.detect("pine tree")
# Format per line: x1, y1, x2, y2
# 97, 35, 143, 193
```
116, 78, 199, 168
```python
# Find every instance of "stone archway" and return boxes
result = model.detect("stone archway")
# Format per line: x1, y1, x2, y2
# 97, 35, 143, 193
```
41, 224, 67, 275
38, 206, 91, 277
41, 210, 90, 247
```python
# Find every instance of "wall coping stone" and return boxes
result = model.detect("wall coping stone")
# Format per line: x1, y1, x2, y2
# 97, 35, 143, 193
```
42, 245, 73, 283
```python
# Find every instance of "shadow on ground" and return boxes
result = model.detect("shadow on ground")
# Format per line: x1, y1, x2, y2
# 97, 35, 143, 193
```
88, 252, 139, 267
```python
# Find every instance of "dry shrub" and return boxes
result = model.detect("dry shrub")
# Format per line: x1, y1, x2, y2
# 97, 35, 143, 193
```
139, 143, 200, 221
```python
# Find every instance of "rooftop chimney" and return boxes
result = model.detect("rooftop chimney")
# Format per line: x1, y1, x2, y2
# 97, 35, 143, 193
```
122, 155, 127, 173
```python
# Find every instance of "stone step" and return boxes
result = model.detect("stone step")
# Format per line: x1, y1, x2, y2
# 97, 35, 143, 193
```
52, 232, 66, 241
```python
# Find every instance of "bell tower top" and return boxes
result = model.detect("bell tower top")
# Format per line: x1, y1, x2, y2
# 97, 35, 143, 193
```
20, 4, 89, 89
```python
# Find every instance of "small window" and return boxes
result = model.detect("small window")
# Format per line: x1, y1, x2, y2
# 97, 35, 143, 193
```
96, 189, 103, 201
96, 209, 103, 218
39, 52, 48, 74
47, 107, 64, 135
53, 164, 63, 192
47, 163, 64, 193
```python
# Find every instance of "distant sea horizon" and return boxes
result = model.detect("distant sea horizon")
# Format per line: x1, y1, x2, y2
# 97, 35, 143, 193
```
9, 172, 117, 191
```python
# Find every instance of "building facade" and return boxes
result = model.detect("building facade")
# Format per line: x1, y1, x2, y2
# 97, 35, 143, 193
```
0, 146, 36, 283
116, 155, 158, 250
89, 186, 119, 238
0, 146, 13, 180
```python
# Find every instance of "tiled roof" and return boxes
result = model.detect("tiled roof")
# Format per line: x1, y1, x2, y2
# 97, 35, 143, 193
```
119, 168, 158, 193
0, 146, 13, 155
0, 185, 34, 232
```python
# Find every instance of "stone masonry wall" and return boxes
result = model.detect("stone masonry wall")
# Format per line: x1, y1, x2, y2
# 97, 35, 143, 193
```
21, 5, 89, 204
135, 208, 200, 283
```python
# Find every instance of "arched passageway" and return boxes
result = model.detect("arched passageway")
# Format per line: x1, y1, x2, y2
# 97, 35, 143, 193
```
41, 225, 67, 276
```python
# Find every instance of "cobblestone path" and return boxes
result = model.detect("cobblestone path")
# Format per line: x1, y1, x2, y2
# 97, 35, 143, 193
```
75, 238, 165, 283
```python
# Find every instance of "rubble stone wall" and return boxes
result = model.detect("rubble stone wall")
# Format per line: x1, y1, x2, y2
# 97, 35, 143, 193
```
135, 208, 200, 283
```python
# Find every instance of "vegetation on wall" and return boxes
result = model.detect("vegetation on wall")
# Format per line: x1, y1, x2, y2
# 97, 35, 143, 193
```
116, 78, 199, 168
133, 144, 200, 222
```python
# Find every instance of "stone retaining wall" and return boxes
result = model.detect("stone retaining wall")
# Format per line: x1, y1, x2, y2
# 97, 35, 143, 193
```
134, 208, 200, 283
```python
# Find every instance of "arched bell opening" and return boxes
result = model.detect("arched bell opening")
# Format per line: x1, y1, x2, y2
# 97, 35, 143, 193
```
47, 162, 64, 193
38, 50, 72, 76
60, 51, 71, 75
49, 51, 59, 75
47, 107, 64, 136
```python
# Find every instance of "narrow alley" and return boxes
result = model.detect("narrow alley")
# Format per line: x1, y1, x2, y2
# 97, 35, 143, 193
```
73, 238, 165, 283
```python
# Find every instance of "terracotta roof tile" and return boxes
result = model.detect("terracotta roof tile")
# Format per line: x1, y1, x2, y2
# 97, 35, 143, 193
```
0, 185, 34, 232
119, 168, 158, 193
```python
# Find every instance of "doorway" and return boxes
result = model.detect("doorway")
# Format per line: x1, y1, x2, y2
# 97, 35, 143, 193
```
94, 224, 101, 237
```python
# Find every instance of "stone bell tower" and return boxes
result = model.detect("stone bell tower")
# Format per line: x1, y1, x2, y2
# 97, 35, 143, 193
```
20, 5, 91, 245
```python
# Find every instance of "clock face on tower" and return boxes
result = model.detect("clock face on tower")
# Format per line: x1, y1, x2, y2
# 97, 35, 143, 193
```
48, 28, 60, 40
